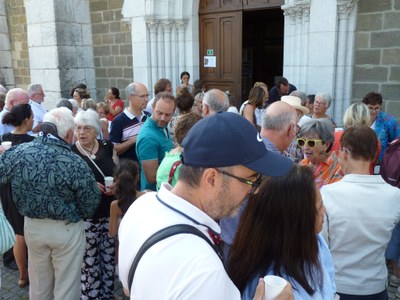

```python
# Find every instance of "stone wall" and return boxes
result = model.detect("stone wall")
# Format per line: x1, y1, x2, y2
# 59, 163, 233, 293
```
89, 0, 133, 101
5, 0, 30, 87
353, 0, 400, 118
0, 0, 14, 89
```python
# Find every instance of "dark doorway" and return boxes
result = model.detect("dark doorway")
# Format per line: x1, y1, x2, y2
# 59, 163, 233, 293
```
242, 9, 284, 102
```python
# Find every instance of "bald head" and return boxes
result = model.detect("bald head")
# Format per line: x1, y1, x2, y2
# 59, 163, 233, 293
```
261, 101, 298, 152
202, 89, 230, 117
5, 88, 29, 110
263, 101, 297, 130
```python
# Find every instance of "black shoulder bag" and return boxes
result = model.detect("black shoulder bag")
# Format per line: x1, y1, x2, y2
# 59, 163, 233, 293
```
127, 224, 221, 293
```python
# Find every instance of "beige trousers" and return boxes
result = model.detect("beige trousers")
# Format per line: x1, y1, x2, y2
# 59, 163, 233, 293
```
24, 217, 85, 300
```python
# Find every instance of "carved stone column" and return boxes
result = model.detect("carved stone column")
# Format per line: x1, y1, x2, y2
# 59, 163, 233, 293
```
282, 1, 310, 91
333, 0, 358, 123
161, 20, 173, 84
146, 19, 159, 96
175, 20, 188, 88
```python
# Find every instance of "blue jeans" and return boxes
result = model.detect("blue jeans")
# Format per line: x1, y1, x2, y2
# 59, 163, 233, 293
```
385, 222, 400, 264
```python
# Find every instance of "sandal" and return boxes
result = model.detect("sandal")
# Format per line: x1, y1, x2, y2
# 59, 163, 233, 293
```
18, 278, 29, 288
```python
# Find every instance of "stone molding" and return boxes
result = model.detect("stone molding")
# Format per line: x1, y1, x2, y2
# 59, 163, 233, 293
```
282, 0, 311, 24
337, 0, 358, 19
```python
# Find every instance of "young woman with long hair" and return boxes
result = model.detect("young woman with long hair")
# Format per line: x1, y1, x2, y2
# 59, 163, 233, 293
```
227, 165, 335, 299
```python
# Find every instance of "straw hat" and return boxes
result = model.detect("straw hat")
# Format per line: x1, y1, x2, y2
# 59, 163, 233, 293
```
281, 95, 309, 115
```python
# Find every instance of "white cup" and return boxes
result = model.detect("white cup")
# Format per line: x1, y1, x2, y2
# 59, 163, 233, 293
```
264, 275, 287, 300
104, 176, 114, 192
1, 141, 12, 151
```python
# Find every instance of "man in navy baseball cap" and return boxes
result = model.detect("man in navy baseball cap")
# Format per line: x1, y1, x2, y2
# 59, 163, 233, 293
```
118, 111, 293, 299
182, 111, 293, 177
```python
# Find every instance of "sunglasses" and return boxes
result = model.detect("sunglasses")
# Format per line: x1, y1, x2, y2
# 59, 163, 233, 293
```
297, 138, 323, 148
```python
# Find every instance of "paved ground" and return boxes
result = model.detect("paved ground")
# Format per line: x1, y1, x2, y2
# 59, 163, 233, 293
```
1, 254, 128, 300
1, 254, 399, 299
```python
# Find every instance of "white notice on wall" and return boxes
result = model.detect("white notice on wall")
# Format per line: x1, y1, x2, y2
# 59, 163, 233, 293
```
204, 56, 216, 68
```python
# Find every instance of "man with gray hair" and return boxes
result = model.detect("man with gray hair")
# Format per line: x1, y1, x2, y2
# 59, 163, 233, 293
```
220, 101, 298, 260
0, 107, 100, 299
109, 82, 150, 161
260, 101, 299, 153
202, 88, 230, 117
0, 88, 29, 135
28, 83, 47, 133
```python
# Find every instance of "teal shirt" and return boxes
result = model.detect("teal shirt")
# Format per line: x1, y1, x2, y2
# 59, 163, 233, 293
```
136, 118, 173, 191
0, 136, 101, 222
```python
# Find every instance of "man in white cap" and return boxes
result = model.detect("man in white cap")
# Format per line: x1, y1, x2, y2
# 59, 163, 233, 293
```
118, 112, 293, 299
281, 95, 310, 163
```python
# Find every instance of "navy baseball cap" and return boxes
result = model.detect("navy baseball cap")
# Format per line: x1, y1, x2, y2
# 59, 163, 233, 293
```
181, 111, 293, 176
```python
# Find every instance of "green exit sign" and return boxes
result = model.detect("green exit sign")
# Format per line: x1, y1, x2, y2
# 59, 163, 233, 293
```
207, 49, 214, 55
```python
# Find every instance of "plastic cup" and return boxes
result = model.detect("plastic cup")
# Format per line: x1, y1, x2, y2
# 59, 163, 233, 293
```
1, 141, 12, 150
104, 176, 114, 192
264, 275, 287, 300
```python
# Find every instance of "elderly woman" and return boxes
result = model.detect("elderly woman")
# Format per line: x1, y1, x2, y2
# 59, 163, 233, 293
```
311, 93, 336, 127
298, 118, 342, 187
362, 92, 400, 162
228, 165, 336, 299
0, 103, 35, 288
193, 92, 204, 115
72, 110, 118, 300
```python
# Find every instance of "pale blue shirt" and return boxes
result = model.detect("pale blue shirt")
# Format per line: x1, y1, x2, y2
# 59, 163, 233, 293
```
242, 234, 335, 300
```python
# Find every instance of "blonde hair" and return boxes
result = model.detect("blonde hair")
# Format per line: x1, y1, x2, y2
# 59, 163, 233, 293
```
343, 102, 370, 129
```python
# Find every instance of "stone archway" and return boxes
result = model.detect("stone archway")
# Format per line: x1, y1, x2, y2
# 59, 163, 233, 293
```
121, 0, 200, 94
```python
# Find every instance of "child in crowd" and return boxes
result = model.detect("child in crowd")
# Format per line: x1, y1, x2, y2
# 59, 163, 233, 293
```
109, 159, 143, 237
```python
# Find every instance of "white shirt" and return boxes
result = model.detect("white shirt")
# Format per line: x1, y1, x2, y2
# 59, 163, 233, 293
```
321, 174, 400, 295
145, 97, 155, 114
29, 100, 47, 130
118, 183, 240, 300
0, 108, 14, 135
239, 100, 265, 127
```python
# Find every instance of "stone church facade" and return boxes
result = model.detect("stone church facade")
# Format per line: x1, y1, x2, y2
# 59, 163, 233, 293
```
0, 0, 399, 123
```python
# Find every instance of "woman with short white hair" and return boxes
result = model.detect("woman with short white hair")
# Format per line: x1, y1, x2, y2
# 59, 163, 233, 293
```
72, 109, 118, 300
312, 93, 336, 126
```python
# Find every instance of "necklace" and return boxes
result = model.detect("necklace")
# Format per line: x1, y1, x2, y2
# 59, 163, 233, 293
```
78, 141, 97, 160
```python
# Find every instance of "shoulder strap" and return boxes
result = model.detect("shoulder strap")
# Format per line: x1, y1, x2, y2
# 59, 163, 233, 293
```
127, 224, 219, 293
168, 160, 181, 184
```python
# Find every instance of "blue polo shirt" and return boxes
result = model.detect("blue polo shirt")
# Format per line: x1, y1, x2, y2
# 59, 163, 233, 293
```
136, 118, 173, 191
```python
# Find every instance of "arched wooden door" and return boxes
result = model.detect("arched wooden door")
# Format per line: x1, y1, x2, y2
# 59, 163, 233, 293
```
199, 0, 283, 107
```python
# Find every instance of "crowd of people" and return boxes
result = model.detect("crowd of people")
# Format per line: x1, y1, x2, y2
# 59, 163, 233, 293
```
0, 73, 400, 300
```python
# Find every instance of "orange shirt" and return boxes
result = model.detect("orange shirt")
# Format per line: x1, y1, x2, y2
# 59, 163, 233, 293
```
300, 152, 343, 188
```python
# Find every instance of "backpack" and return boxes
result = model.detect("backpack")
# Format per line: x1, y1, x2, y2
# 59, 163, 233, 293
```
380, 138, 400, 188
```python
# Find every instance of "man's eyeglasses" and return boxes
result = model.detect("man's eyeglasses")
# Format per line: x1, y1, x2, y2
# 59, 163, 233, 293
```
297, 138, 323, 148
216, 169, 262, 192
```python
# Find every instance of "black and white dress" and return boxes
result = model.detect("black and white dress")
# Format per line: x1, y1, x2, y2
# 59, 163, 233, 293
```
72, 140, 116, 300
